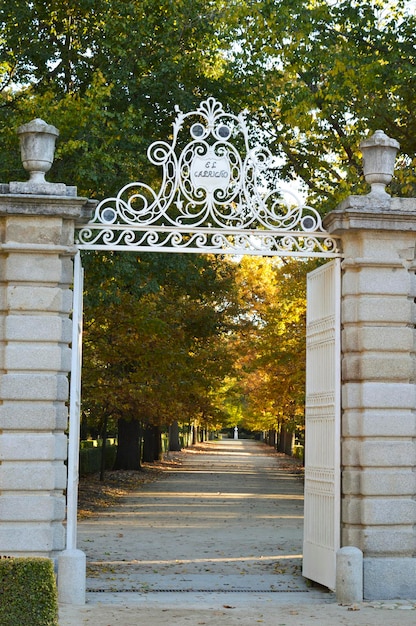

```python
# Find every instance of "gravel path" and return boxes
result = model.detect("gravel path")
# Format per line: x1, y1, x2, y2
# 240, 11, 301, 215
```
59, 439, 416, 625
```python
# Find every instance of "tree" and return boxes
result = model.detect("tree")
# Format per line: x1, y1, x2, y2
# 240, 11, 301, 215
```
81, 251, 240, 468
0, 0, 230, 197
226, 256, 320, 443
0, 0, 243, 469
0, 5, 241, 469
221, 0, 416, 211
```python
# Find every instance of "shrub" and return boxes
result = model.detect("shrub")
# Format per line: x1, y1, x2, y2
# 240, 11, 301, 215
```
80, 440, 95, 449
0, 557, 58, 626
79, 444, 117, 475
292, 445, 304, 461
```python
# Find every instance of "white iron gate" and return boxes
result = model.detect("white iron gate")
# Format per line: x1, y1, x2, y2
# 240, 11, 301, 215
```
302, 259, 341, 590
67, 98, 343, 600
66, 252, 84, 552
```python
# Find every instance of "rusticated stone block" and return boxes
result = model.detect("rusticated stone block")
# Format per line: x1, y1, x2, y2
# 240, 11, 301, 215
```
0, 460, 66, 491
342, 439, 415, 467
0, 402, 63, 430
342, 266, 410, 296
6, 315, 71, 342
0, 433, 67, 461
342, 469, 416, 496
342, 409, 415, 437
342, 353, 413, 381
0, 494, 65, 521
3, 253, 64, 282
342, 295, 412, 325
342, 382, 415, 410
0, 373, 69, 401
5, 214, 68, 242
0, 523, 54, 554
342, 497, 415, 526
7, 285, 72, 313
342, 527, 414, 557
5, 344, 71, 371
342, 326, 413, 353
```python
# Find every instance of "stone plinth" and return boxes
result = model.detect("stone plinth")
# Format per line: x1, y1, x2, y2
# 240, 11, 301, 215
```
0, 186, 93, 558
324, 196, 416, 600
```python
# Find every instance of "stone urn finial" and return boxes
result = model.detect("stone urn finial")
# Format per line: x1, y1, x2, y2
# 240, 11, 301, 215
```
359, 130, 400, 198
17, 118, 59, 184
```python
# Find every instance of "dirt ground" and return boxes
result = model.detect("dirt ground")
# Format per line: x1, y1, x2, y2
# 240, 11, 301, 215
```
59, 598, 416, 626
59, 440, 416, 625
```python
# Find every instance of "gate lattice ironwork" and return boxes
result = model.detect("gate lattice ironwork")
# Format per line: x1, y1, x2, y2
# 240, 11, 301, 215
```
302, 259, 341, 590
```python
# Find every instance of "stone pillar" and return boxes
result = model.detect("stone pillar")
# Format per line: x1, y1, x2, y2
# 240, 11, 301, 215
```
0, 119, 93, 559
324, 132, 416, 599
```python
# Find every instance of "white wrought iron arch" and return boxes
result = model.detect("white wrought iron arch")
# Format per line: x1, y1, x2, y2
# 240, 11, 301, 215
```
69, 99, 344, 599
76, 97, 341, 258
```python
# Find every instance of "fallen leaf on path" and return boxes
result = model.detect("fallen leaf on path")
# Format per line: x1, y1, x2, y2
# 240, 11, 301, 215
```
223, 604, 236, 609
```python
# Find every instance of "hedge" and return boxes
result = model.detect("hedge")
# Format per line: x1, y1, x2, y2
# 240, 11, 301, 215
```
79, 444, 117, 475
0, 557, 58, 626
292, 444, 304, 460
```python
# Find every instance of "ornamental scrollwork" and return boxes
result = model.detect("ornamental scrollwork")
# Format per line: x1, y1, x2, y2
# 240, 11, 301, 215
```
76, 97, 340, 257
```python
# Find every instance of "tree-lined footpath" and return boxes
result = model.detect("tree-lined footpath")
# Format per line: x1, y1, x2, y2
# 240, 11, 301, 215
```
1, 1, 415, 466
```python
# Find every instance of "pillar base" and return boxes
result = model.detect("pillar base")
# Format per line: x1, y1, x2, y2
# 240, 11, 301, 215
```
58, 549, 86, 605
364, 557, 416, 600
336, 547, 363, 604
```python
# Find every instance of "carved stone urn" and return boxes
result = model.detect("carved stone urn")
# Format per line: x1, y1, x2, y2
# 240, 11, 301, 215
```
17, 118, 59, 184
359, 130, 400, 198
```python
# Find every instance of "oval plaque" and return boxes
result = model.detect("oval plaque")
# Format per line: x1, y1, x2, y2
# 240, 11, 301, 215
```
190, 148, 231, 193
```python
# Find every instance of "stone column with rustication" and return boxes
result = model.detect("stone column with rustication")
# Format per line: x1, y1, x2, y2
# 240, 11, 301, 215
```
0, 120, 93, 562
324, 130, 416, 600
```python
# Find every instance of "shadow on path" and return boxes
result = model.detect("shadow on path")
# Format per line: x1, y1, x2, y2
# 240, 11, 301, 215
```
78, 439, 308, 594
60, 440, 416, 625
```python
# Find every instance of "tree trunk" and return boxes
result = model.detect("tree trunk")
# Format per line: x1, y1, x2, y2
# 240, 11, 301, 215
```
268, 429, 277, 448
153, 425, 161, 460
168, 421, 181, 452
113, 418, 142, 470
80, 412, 89, 441
284, 430, 294, 456
99, 413, 109, 482
277, 424, 284, 452
142, 424, 162, 462
278, 426, 294, 456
